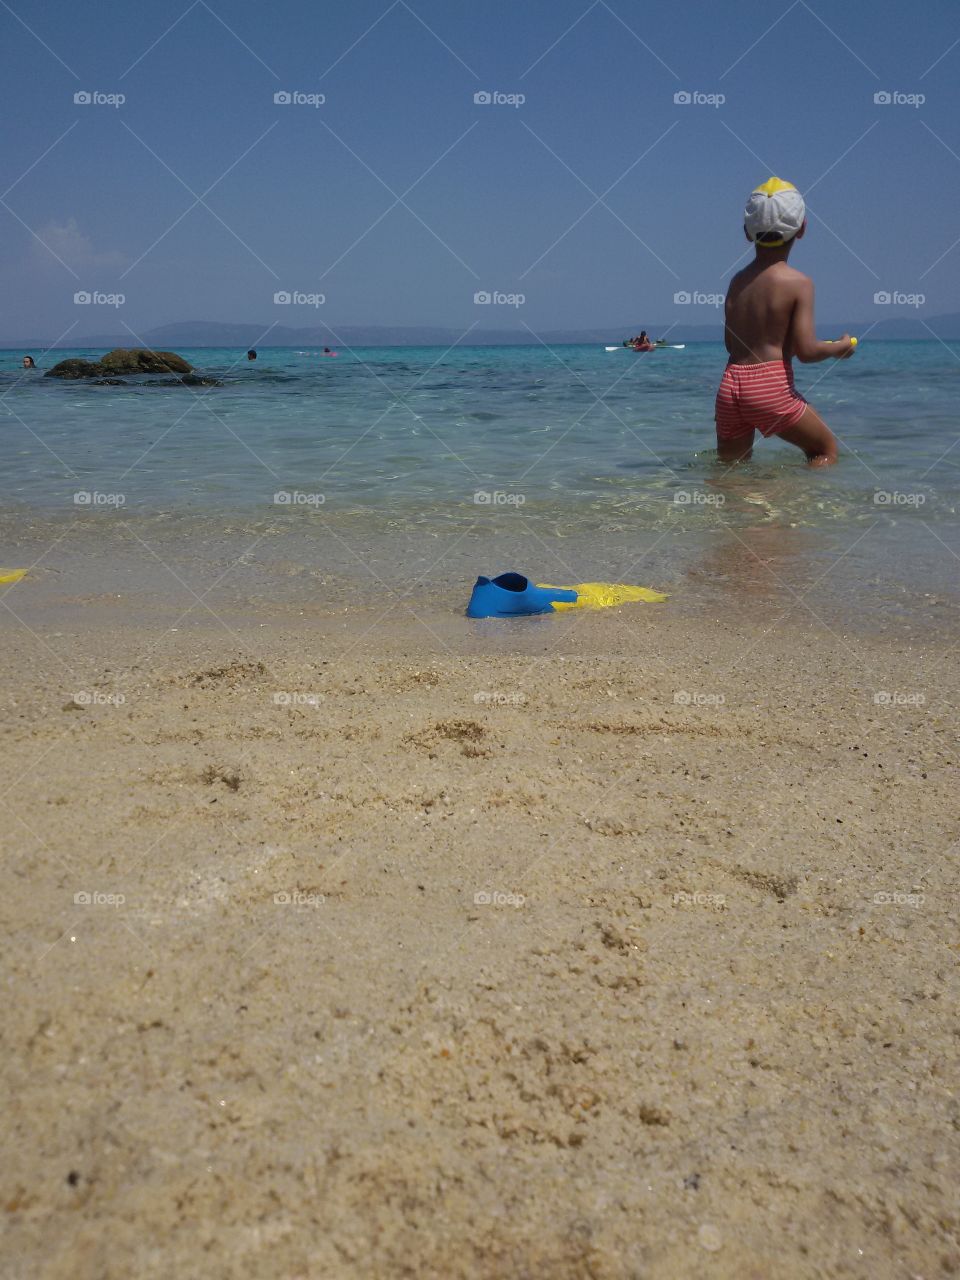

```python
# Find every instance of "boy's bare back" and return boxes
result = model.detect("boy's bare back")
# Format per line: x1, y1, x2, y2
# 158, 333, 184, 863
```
724, 259, 812, 364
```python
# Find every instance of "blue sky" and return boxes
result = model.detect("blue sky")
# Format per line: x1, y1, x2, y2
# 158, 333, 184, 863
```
2, 0, 960, 338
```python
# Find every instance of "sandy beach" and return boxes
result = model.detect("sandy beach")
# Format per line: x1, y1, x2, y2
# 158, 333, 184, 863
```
6, 0, 960, 1273
2, 598, 957, 1279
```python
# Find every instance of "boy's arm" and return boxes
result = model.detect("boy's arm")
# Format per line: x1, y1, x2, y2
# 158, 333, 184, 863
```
790, 277, 855, 362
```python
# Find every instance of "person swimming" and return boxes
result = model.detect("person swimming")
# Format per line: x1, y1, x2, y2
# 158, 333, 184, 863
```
247, 349, 257, 361
22, 355, 36, 369
715, 177, 854, 467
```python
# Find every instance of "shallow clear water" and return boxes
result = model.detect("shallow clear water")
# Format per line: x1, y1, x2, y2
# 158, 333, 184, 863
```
1, 342, 958, 631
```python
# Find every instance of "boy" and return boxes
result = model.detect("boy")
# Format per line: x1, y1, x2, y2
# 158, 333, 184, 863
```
715, 177, 855, 467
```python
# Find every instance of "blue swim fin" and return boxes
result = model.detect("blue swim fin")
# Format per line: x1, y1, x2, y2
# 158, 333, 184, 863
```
466, 573, 579, 618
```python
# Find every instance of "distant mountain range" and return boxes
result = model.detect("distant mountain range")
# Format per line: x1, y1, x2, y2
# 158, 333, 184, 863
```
4, 313, 960, 349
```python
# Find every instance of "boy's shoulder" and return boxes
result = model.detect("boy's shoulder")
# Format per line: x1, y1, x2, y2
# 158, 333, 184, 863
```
779, 265, 815, 304
779, 262, 811, 285
730, 261, 811, 285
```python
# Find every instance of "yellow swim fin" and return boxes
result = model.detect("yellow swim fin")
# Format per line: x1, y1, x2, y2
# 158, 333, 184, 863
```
0, 569, 27, 585
537, 581, 668, 610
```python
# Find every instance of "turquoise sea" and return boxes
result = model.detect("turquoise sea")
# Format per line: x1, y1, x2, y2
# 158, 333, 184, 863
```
1, 342, 958, 633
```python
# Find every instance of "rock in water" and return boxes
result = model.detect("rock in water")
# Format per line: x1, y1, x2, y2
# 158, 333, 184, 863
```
99, 348, 193, 375
44, 358, 103, 380
45, 348, 194, 379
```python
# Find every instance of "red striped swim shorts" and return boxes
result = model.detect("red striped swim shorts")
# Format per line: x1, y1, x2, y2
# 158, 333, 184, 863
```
715, 359, 808, 441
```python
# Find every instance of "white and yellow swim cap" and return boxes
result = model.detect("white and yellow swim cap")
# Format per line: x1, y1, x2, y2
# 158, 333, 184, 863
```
744, 176, 806, 246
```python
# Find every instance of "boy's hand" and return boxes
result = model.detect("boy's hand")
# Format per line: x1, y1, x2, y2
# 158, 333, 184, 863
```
833, 334, 856, 358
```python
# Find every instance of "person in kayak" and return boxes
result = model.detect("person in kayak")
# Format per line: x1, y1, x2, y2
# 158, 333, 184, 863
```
632, 331, 655, 352
715, 177, 854, 467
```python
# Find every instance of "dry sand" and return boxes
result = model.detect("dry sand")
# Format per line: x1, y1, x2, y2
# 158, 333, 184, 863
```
1, 603, 958, 1279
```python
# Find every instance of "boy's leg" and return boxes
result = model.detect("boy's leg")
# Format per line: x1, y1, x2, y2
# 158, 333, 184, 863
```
716, 427, 755, 464
776, 404, 838, 467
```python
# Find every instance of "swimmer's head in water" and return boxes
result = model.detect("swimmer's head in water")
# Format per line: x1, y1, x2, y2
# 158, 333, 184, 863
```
22, 355, 36, 368
744, 177, 806, 248
247, 349, 257, 360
